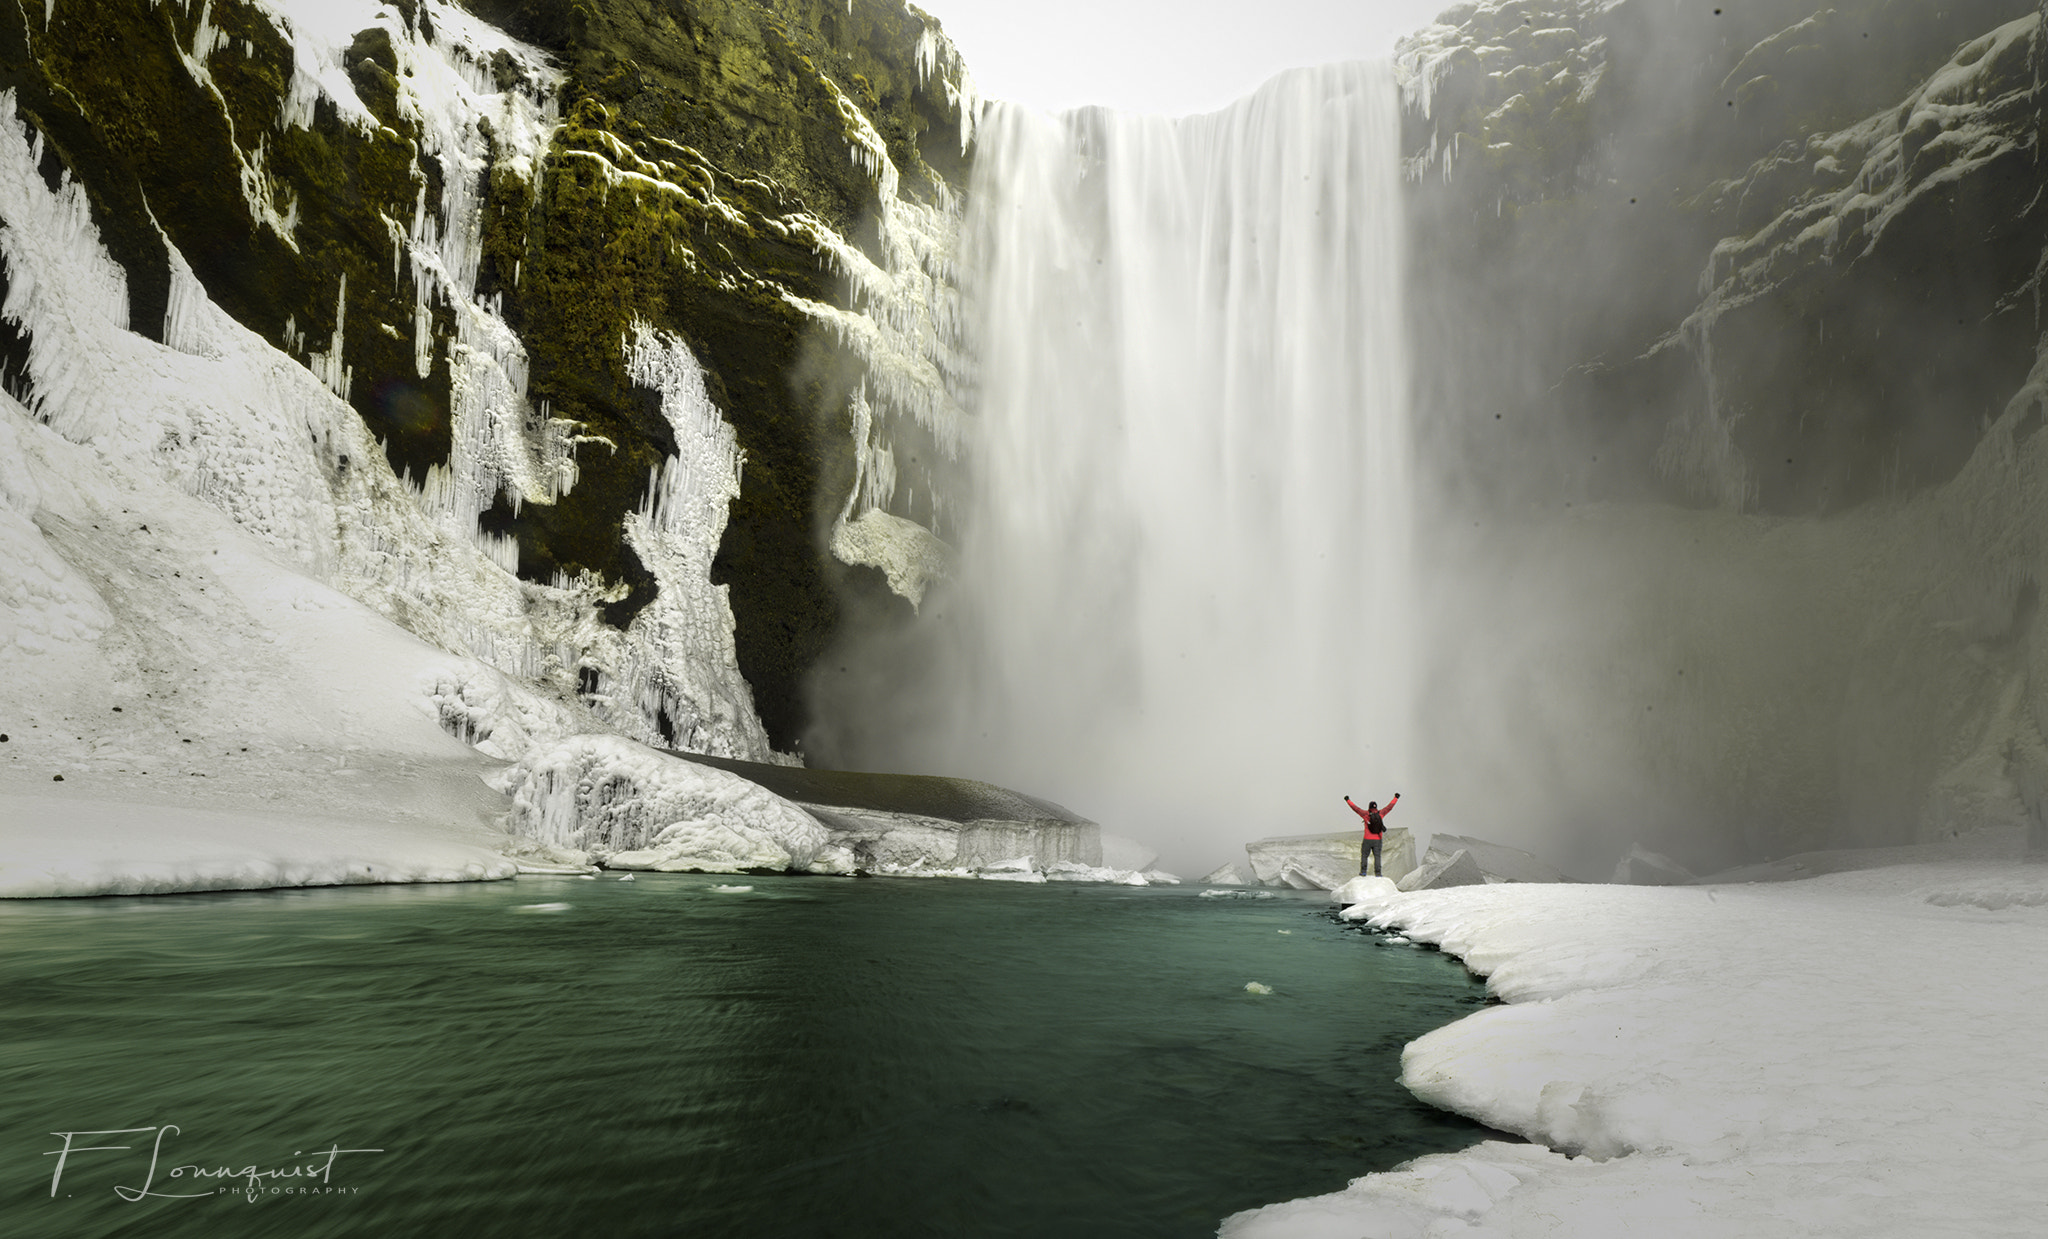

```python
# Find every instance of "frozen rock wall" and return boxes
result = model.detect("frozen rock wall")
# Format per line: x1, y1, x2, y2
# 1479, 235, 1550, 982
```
2, 0, 975, 761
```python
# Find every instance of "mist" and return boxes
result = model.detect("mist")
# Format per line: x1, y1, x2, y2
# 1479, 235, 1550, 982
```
810, 0, 2048, 879
1399, 0, 2048, 876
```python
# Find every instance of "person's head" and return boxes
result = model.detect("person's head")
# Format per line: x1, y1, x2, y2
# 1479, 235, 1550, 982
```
1368, 801, 1378, 810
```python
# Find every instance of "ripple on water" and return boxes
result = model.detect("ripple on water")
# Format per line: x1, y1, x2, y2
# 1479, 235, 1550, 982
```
0, 875, 1491, 1239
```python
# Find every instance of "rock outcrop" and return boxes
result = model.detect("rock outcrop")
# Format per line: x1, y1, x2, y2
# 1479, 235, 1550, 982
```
3, 0, 973, 761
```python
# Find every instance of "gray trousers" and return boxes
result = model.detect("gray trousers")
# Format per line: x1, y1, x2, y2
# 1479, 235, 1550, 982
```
1360, 836, 1383, 876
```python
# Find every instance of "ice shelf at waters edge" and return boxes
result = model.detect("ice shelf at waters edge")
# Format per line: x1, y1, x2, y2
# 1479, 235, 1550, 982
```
1228, 863, 2048, 1237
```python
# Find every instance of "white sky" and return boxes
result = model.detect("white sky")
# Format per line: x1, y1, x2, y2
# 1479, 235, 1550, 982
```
921, 0, 1455, 115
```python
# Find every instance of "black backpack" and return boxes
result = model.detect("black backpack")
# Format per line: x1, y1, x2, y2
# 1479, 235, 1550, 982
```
1365, 810, 1384, 837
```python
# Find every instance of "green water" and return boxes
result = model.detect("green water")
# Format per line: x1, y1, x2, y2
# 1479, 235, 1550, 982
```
0, 875, 1491, 1237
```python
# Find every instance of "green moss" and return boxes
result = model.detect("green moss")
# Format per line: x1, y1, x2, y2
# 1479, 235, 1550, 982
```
19, 1, 462, 476
18, 0, 972, 753
478, 0, 972, 748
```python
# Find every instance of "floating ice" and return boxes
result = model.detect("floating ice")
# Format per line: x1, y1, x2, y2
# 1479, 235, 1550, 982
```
1398, 847, 1487, 892
1244, 982, 1273, 995
1199, 861, 1259, 887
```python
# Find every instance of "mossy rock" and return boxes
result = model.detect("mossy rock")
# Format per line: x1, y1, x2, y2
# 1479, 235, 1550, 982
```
10, 0, 971, 752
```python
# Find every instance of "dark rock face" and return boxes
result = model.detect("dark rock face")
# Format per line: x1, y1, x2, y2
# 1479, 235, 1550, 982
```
462, 0, 968, 747
3, 0, 970, 752
1402, 0, 2045, 515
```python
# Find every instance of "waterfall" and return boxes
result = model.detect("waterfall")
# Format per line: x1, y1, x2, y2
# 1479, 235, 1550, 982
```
823, 63, 1412, 867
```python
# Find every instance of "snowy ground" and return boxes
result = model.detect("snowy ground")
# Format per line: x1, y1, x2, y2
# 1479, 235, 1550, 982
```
1227, 863, 2048, 1237
0, 391, 536, 896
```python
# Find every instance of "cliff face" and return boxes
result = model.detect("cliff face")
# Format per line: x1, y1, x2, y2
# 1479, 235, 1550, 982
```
1399, 0, 2048, 871
1401, 0, 2046, 514
2, 0, 969, 756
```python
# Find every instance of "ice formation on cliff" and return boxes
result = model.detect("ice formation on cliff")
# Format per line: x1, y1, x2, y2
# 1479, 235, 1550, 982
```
0, 2, 784, 767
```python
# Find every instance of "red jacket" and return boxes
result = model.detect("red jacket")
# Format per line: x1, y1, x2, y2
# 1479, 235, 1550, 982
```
1346, 794, 1398, 837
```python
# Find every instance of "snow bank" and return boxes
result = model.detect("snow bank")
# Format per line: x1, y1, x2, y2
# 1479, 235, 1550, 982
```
0, 383, 554, 897
492, 734, 831, 873
0, 796, 513, 897
1232, 864, 2048, 1236
1329, 875, 1399, 907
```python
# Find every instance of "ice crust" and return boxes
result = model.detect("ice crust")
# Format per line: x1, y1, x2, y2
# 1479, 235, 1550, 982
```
492, 734, 830, 873
1234, 863, 2048, 1236
0, 796, 513, 897
1396, 846, 1487, 892
1422, 832, 1567, 884
1243, 829, 1417, 889
0, 373, 553, 895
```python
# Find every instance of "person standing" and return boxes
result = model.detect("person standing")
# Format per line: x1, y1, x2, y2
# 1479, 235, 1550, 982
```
1346, 793, 1400, 877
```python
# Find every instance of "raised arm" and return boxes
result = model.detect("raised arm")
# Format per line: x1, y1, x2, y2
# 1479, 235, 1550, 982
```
1344, 796, 1370, 823
1379, 793, 1400, 816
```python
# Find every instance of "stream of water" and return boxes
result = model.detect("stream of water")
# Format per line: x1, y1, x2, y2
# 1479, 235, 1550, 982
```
4, 875, 1488, 1237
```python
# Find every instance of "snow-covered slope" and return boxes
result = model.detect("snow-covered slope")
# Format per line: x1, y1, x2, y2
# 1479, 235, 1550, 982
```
1229, 864, 2048, 1236
0, 43, 767, 892
0, 0, 1001, 893
3, 0, 979, 761
0, 378, 535, 893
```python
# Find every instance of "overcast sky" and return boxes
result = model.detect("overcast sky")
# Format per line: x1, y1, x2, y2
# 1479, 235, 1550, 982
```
923, 0, 1455, 115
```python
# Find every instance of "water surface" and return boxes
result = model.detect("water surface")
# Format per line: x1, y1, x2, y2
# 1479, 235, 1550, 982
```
1, 875, 1489, 1237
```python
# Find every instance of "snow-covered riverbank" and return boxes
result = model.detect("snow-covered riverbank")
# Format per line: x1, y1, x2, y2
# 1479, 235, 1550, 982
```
1227, 863, 2048, 1237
